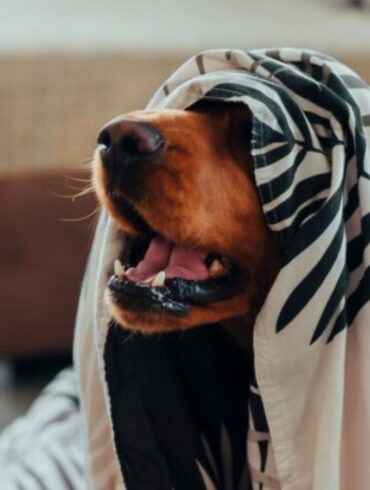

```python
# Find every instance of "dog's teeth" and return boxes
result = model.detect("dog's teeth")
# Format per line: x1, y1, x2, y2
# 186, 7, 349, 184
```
114, 259, 125, 277
152, 271, 166, 287
209, 258, 223, 273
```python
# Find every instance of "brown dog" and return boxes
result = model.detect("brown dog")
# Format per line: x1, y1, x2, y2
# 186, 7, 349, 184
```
92, 102, 281, 348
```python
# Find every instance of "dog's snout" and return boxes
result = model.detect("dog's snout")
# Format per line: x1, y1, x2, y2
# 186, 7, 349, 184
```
97, 118, 164, 170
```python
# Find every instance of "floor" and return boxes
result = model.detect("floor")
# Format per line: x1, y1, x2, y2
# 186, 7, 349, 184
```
0, 355, 72, 432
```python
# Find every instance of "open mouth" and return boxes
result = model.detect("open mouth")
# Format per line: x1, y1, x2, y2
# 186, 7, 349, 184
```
107, 199, 245, 316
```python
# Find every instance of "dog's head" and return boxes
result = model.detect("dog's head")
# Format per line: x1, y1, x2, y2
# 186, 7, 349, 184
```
92, 102, 280, 334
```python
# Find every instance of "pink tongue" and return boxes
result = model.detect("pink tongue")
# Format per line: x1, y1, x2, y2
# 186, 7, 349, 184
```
126, 235, 209, 283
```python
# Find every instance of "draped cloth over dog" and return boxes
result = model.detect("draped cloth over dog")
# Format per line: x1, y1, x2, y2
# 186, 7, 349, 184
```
1, 48, 370, 490
72, 48, 370, 490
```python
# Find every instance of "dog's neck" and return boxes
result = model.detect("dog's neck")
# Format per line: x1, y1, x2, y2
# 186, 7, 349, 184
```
221, 315, 254, 354
220, 253, 280, 354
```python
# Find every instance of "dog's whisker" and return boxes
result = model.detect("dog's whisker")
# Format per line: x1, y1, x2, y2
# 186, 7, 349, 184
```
64, 185, 93, 194
58, 206, 100, 223
63, 172, 93, 187
48, 186, 95, 200
68, 159, 94, 170
65, 176, 92, 184
71, 186, 95, 198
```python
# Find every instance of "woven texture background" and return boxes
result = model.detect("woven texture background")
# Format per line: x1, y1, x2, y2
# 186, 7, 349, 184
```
0, 52, 183, 176
0, 52, 369, 176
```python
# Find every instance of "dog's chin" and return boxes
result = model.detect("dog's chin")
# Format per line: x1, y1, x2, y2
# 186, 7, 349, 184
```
105, 288, 251, 334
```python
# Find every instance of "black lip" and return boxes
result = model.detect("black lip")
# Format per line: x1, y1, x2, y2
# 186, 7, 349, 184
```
108, 267, 245, 317
109, 278, 191, 316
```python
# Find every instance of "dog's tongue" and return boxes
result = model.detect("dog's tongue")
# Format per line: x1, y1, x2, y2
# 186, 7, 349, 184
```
126, 235, 209, 283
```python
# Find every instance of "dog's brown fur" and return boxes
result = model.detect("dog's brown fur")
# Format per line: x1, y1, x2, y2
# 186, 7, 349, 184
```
93, 104, 281, 344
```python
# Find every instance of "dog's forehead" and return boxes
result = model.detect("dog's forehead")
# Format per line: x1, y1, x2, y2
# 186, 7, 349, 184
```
118, 107, 232, 135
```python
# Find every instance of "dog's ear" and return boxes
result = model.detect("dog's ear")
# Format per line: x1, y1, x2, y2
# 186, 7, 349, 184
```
227, 104, 254, 179
188, 100, 254, 178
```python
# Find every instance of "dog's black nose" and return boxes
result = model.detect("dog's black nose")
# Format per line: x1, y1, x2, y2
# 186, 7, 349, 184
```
97, 118, 164, 169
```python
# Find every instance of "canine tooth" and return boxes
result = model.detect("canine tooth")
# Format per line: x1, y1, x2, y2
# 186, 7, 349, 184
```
152, 271, 165, 287
114, 259, 125, 277
209, 258, 223, 273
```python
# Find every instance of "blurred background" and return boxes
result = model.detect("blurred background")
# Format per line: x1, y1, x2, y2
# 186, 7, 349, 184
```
0, 0, 369, 429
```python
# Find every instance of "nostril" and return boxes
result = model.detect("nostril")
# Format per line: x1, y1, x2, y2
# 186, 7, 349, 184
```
119, 135, 139, 155
97, 128, 111, 148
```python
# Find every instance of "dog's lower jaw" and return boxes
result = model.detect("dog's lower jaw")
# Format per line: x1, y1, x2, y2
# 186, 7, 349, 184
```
104, 243, 280, 345
105, 287, 253, 335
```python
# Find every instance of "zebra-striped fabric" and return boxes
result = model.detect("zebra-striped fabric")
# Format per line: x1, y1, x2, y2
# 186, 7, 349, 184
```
148, 48, 370, 489
1, 48, 370, 490
0, 368, 85, 489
